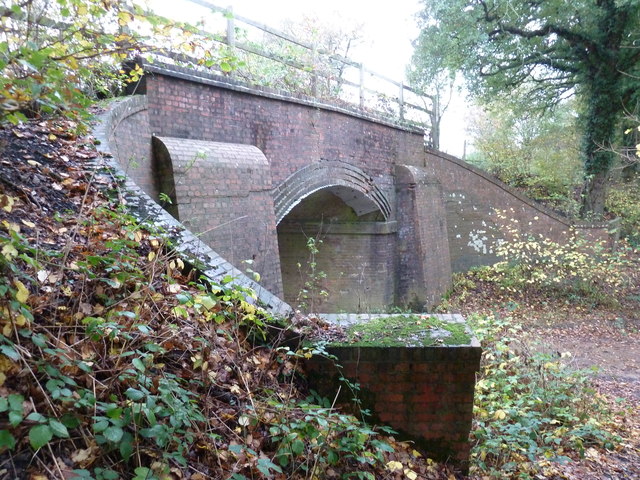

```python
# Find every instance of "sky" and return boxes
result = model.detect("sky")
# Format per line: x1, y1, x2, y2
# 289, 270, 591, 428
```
144, 0, 469, 156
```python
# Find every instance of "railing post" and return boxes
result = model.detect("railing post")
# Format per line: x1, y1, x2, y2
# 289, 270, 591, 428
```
311, 43, 318, 97
359, 63, 365, 109
431, 91, 440, 150
226, 6, 235, 48
399, 82, 405, 121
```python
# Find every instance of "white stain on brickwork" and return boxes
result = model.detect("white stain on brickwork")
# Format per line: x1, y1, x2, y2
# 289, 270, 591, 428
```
467, 230, 489, 254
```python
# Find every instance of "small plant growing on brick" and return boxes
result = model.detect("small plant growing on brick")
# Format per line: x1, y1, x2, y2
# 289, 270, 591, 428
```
296, 236, 329, 313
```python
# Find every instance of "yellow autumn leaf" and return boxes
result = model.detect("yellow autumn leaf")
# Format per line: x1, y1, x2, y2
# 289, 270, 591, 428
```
14, 280, 29, 303
0, 372, 5, 386
2, 220, 20, 233
493, 409, 507, 420
148, 251, 156, 261
14, 314, 27, 327
386, 461, 403, 472
404, 469, 418, 480
2, 243, 18, 260
1, 194, 15, 212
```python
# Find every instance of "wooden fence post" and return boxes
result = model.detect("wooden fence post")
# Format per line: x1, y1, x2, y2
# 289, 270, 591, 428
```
359, 63, 365, 109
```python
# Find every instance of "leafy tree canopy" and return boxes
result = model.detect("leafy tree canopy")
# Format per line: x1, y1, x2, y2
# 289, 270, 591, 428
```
411, 0, 640, 216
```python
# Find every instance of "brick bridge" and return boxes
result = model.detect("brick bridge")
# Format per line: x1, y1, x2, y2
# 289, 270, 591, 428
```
103, 60, 610, 313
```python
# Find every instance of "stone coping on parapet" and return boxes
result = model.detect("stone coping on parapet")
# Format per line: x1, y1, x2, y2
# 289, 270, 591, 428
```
132, 58, 426, 136
91, 97, 293, 318
425, 147, 618, 231
319, 313, 481, 349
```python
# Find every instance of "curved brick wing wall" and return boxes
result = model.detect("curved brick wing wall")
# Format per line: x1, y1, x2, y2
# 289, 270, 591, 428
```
93, 97, 291, 316
419, 148, 615, 272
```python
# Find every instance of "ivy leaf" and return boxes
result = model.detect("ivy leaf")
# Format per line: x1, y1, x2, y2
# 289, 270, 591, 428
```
29, 424, 53, 450
0, 345, 20, 361
291, 438, 305, 455
93, 419, 109, 433
120, 432, 134, 461
256, 458, 283, 476
8, 410, 23, 427
125, 387, 145, 401
132, 358, 145, 372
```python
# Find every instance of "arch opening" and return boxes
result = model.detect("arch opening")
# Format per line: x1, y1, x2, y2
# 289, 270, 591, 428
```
277, 186, 397, 313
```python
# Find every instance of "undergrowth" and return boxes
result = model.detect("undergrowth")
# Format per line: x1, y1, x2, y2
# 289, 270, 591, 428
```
479, 210, 637, 305
468, 314, 622, 479
0, 173, 401, 478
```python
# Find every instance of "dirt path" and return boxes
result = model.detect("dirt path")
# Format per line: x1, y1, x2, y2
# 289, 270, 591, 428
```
528, 317, 640, 479
533, 316, 640, 402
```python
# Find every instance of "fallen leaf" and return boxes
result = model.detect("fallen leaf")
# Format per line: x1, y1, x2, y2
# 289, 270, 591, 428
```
0, 194, 16, 212
404, 469, 418, 480
14, 280, 29, 303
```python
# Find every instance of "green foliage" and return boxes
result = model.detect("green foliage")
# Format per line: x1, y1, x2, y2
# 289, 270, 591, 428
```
469, 314, 621, 478
606, 179, 640, 247
0, 0, 235, 129
467, 100, 583, 216
411, 0, 640, 215
0, 160, 413, 478
234, 15, 361, 99
262, 397, 392, 477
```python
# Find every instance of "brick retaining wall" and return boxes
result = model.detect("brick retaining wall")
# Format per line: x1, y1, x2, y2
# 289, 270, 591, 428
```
305, 313, 481, 472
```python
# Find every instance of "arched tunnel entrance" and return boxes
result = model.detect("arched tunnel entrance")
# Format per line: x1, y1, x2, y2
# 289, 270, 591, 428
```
277, 186, 398, 313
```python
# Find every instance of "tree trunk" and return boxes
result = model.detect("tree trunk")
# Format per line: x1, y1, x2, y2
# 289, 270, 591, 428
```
579, 74, 620, 218
580, 168, 609, 217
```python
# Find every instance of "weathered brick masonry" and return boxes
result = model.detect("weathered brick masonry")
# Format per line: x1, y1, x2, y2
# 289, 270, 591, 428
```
153, 137, 283, 295
107, 60, 613, 311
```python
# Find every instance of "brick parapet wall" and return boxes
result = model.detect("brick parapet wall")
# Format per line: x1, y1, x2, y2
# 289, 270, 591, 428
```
141, 65, 420, 193
305, 314, 481, 472
93, 98, 291, 317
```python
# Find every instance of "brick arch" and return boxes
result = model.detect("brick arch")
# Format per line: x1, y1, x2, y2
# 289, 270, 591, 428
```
273, 162, 391, 224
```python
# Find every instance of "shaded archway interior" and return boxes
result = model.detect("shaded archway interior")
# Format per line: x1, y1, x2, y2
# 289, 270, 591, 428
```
277, 186, 397, 313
